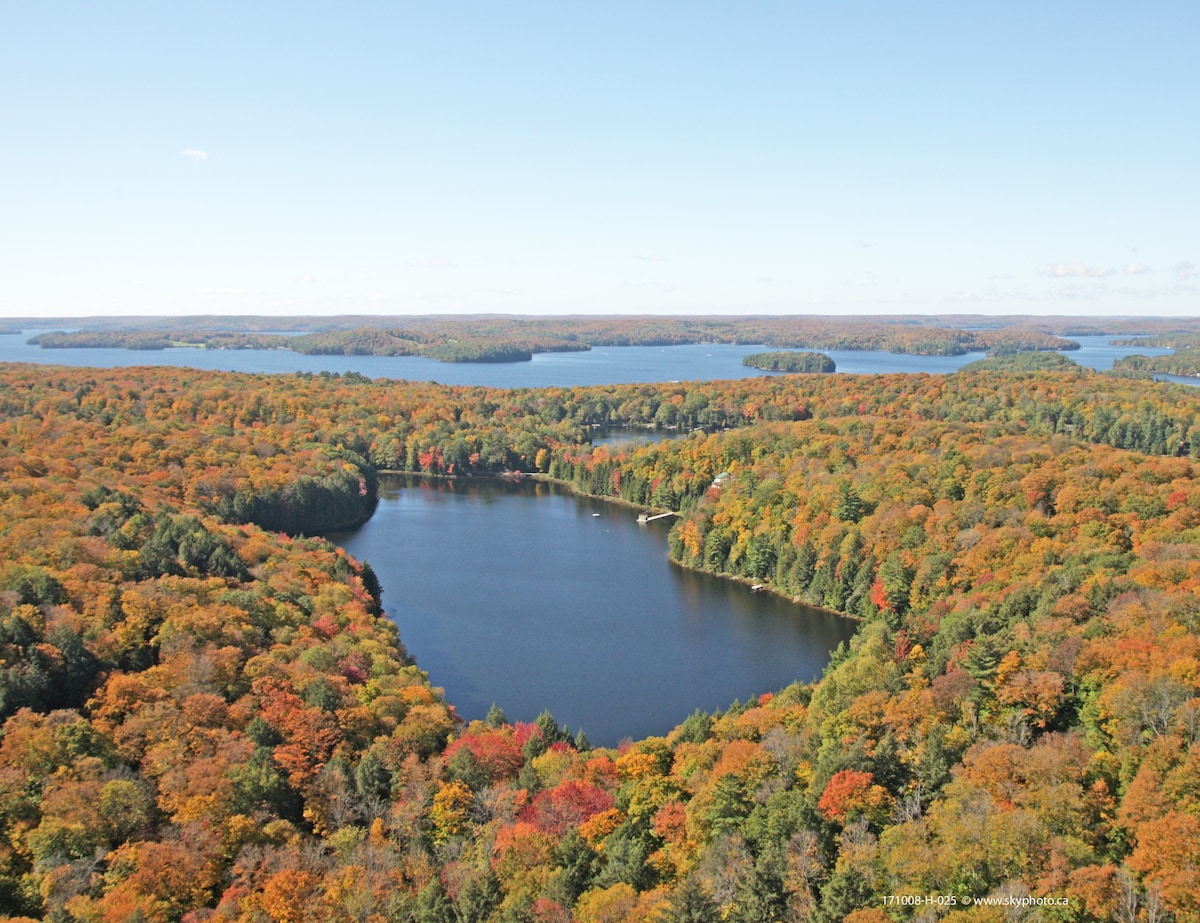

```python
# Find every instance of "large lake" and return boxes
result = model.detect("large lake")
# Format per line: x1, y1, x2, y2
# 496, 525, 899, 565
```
0, 332, 1175, 386
328, 476, 857, 745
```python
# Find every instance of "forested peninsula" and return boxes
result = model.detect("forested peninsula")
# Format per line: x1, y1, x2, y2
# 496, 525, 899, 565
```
1113, 351, 1200, 378
1093, 334, 1200, 379
0, 361, 1198, 921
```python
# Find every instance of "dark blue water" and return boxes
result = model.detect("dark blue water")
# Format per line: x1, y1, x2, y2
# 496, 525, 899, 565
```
0, 331, 1175, 386
328, 477, 856, 745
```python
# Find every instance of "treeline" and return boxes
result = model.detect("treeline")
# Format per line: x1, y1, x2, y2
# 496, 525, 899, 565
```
958, 351, 1082, 372
29, 316, 1083, 360
29, 330, 301, 352
743, 351, 837, 373
0, 362, 1199, 919
287, 328, 590, 363
29, 330, 178, 350
1113, 350, 1200, 378
1111, 333, 1200, 349
24, 324, 577, 359
389, 370, 1200, 472
27, 327, 590, 364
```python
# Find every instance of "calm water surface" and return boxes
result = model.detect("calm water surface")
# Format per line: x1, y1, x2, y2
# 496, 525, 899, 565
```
0, 332, 1177, 385
328, 477, 857, 745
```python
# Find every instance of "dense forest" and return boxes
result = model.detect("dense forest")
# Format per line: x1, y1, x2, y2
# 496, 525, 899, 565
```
743, 352, 837, 374
1111, 334, 1200, 350
1113, 351, 1200, 378
0, 359, 1198, 921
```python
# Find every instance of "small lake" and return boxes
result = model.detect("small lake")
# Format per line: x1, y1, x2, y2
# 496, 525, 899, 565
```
328, 476, 857, 745
0, 332, 1177, 387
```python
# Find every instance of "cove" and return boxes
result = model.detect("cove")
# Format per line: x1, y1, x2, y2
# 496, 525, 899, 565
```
328, 476, 858, 746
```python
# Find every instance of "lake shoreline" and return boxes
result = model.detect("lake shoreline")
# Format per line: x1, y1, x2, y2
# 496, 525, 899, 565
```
372, 468, 858, 624
331, 473, 857, 743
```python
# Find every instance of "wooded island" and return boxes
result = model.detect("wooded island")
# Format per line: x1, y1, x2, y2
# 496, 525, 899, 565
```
742, 351, 837, 373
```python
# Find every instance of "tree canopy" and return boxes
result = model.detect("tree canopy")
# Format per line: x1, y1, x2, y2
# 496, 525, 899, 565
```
0, 359, 1197, 920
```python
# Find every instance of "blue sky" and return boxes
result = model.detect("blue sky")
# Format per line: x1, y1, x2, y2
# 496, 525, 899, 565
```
2, 2, 1197, 318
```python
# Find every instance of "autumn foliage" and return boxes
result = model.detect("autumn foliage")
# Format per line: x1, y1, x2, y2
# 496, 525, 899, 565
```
0, 358, 1197, 920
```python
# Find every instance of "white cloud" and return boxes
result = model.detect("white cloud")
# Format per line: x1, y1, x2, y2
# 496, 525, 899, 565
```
1172, 260, 1198, 281
1125, 263, 1152, 275
1043, 262, 1115, 279
183, 149, 207, 161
